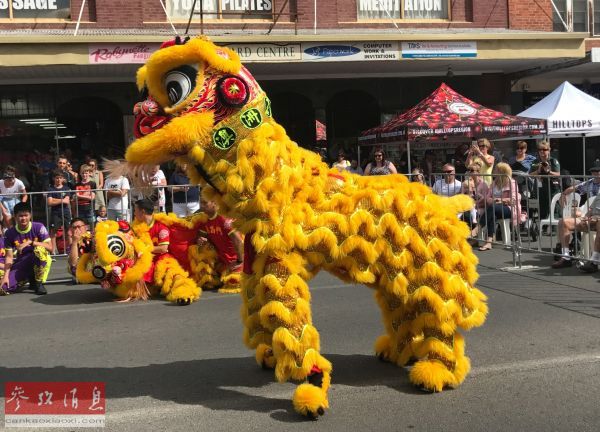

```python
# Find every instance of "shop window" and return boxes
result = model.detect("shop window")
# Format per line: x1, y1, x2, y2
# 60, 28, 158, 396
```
166, 0, 273, 20
595, 0, 600, 35
357, 0, 449, 20
552, 0, 589, 32
0, 0, 70, 19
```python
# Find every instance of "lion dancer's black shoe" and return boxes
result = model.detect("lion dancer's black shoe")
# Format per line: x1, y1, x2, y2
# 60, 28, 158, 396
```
29, 275, 47, 295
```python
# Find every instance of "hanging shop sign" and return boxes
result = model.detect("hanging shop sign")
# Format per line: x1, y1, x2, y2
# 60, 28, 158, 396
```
401, 41, 477, 58
166, 0, 272, 20
302, 42, 400, 62
223, 43, 302, 62
357, 0, 449, 20
88, 43, 161, 64
0, 0, 70, 19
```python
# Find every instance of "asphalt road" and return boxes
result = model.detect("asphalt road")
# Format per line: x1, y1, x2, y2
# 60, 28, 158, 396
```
1, 249, 599, 431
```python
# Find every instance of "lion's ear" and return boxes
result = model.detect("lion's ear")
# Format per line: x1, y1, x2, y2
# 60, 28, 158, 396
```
136, 66, 147, 92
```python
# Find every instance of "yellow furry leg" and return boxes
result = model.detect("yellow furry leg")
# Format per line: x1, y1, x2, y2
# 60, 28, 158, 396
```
251, 253, 331, 418
154, 256, 201, 305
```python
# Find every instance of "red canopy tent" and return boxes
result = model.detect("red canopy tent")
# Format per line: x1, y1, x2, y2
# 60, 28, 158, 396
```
359, 83, 547, 172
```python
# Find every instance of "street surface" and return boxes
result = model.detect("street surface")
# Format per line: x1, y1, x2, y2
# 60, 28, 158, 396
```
1, 248, 599, 431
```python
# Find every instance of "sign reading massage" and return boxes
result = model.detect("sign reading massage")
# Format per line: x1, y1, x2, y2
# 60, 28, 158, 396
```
303, 42, 400, 62
358, 0, 449, 20
0, 0, 70, 19
167, 0, 273, 20
402, 41, 477, 58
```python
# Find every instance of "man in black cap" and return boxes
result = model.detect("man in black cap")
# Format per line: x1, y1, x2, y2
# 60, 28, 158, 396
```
553, 164, 600, 268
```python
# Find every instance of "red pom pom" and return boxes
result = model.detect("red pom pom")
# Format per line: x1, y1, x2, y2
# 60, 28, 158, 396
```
217, 75, 249, 108
118, 221, 131, 232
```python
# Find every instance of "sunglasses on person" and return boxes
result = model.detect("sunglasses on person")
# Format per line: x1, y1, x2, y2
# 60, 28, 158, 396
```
374, 153, 383, 157
517, 147, 526, 150
443, 170, 455, 174
539, 148, 550, 152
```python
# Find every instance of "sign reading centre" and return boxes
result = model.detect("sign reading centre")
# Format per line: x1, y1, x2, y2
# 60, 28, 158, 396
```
224, 43, 301, 62
303, 42, 400, 62
402, 41, 477, 59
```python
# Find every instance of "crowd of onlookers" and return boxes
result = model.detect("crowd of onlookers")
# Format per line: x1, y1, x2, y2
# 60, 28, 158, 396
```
332, 138, 600, 272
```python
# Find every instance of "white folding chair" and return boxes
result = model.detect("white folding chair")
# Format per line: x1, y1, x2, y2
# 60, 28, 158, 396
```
539, 192, 562, 235
581, 196, 598, 259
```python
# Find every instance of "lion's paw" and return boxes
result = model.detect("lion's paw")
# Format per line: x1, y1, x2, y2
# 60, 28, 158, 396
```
255, 343, 276, 369
409, 359, 456, 392
293, 383, 328, 420
374, 334, 395, 363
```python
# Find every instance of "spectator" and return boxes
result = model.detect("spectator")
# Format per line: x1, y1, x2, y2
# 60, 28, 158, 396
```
0, 167, 28, 221
432, 163, 462, 197
66, 161, 79, 185
0, 202, 52, 295
531, 141, 561, 221
96, 205, 108, 225
421, 149, 436, 185
332, 150, 351, 172
46, 169, 72, 254
462, 162, 488, 240
149, 165, 167, 212
466, 138, 495, 185
509, 140, 536, 173
169, 163, 200, 217
364, 147, 397, 176
0, 232, 5, 294
73, 164, 96, 228
197, 198, 244, 275
410, 168, 425, 184
451, 143, 470, 176
67, 217, 93, 280
54, 155, 76, 189
104, 171, 131, 222
87, 158, 106, 212
552, 165, 600, 268
478, 163, 520, 251
347, 159, 363, 176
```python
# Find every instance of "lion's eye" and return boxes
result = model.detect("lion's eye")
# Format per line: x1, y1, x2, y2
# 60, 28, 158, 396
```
106, 234, 126, 258
164, 65, 198, 106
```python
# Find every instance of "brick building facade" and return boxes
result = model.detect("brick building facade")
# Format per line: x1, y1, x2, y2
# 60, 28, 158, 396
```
0, 0, 598, 171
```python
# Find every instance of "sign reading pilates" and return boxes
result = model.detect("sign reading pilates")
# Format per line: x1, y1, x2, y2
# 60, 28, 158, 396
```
167, 0, 272, 20
0, 0, 70, 19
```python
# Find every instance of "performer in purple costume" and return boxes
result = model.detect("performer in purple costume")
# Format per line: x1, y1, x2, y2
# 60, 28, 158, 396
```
1, 202, 52, 295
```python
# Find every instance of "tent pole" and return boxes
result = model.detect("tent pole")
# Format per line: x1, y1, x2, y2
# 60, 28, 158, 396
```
583, 135, 586, 175
407, 140, 412, 175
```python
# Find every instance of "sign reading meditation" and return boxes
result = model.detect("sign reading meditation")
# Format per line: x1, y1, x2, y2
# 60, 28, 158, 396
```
357, 0, 448, 20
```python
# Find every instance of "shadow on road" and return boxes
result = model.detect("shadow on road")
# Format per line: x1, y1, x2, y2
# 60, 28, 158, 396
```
30, 286, 115, 306
1, 354, 418, 422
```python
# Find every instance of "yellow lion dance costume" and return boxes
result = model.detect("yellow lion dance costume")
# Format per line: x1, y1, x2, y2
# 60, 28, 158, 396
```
116, 36, 488, 419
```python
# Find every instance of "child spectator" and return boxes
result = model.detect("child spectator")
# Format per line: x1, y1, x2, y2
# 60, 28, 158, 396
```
149, 164, 167, 212
46, 170, 72, 254
0, 202, 52, 295
73, 164, 96, 228
67, 217, 93, 281
96, 205, 108, 225
104, 172, 130, 221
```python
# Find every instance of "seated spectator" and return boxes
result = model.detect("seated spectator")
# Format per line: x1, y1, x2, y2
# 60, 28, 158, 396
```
450, 143, 470, 176
332, 150, 351, 172
364, 147, 397, 176
67, 217, 93, 280
104, 171, 130, 222
46, 169, 73, 254
478, 163, 520, 251
0, 167, 28, 223
411, 168, 425, 184
96, 205, 108, 225
432, 164, 462, 197
73, 164, 96, 228
347, 159, 363, 175
0, 202, 52, 295
579, 219, 600, 273
149, 165, 167, 212
552, 165, 600, 268
461, 162, 488, 238
0, 232, 5, 294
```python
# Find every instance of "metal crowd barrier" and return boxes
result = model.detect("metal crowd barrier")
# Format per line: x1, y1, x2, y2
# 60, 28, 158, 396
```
2, 171, 598, 282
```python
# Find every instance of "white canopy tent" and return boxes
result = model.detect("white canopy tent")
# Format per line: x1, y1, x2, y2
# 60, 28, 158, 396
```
518, 81, 600, 173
